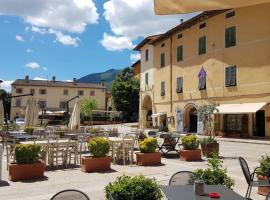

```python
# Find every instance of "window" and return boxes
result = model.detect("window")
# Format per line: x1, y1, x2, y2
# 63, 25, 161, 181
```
38, 101, 46, 109
39, 89, 46, 95
78, 90, 84, 96
145, 49, 149, 61
161, 81, 165, 96
176, 77, 183, 93
225, 114, 242, 131
225, 66, 237, 87
225, 26, 236, 48
177, 34, 183, 39
198, 36, 206, 55
226, 11, 235, 19
161, 43, 165, 47
177, 45, 183, 62
198, 77, 206, 90
199, 23, 206, 29
15, 99, 21, 107
16, 88, 23, 94
90, 91, 95, 96
160, 53, 165, 67
30, 89, 35, 95
60, 101, 67, 109
63, 89, 68, 95
145, 73, 148, 85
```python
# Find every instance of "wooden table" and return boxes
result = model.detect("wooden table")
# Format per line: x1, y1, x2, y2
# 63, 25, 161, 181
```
160, 185, 246, 200
157, 133, 181, 155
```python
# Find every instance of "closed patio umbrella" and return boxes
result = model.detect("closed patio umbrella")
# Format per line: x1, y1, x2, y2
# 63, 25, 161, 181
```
154, 0, 270, 14
0, 100, 4, 126
24, 97, 39, 127
68, 99, 81, 130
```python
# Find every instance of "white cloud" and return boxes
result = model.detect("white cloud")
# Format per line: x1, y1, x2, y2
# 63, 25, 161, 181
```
33, 77, 47, 81
15, 35, 24, 42
130, 53, 141, 63
31, 26, 47, 34
100, 33, 134, 51
0, 80, 13, 92
26, 48, 33, 53
50, 30, 79, 47
25, 62, 40, 69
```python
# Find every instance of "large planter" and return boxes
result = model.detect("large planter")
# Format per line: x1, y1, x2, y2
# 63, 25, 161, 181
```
201, 143, 219, 158
136, 152, 161, 166
8, 160, 45, 181
180, 149, 202, 161
81, 156, 111, 172
257, 175, 270, 196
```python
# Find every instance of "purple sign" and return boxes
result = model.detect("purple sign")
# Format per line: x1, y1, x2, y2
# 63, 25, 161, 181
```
198, 67, 207, 78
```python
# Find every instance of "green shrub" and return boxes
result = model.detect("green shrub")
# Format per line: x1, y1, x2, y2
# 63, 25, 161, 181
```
200, 137, 217, 145
23, 126, 35, 134
88, 137, 110, 157
139, 137, 157, 153
14, 144, 41, 164
182, 135, 200, 150
256, 155, 270, 177
87, 127, 101, 133
192, 156, 235, 189
105, 175, 162, 200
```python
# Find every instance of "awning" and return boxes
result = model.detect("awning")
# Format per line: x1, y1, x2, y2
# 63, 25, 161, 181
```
215, 102, 267, 114
154, 0, 270, 14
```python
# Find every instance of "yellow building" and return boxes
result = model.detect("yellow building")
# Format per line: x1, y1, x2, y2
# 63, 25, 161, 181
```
10, 76, 106, 120
135, 3, 270, 138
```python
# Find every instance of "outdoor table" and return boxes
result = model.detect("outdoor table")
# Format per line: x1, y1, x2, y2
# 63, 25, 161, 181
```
157, 132, 181, 155
160, 185, 246, 200
8, 132, 37, 142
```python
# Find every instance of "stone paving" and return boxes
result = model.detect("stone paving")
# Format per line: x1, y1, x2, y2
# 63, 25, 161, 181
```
0, 124, 269, 200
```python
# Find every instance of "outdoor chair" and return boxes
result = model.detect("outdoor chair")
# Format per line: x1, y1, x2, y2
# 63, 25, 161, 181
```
266, 192, 270, 200
239, 157, 270, 199
50, 189, 90, 200
169, 171, 194, 186
116, 135, 135, 165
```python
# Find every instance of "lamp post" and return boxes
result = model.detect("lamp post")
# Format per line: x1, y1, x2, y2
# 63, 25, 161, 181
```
66, 95, 79, 125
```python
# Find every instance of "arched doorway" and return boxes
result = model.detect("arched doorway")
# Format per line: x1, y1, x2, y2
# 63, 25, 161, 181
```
184, 104, 198, 133
142, 95, 153, 128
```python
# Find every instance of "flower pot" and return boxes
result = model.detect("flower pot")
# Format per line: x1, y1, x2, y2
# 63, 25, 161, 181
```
257, 175, 270, 196
136, 152, 161, 166
8, 160, 45, 181
201, 143, 219, 158
180, 149, 202, 161
81, 156, 111, 172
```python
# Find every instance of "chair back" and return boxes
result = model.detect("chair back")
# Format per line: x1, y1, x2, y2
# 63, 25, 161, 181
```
239, 157, 252, 184
169, 171, 194, 186
51, 189, 90, 200
266, 192, 270, 200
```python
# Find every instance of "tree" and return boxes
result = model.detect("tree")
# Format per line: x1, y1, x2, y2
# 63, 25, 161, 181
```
0, 89, 11, 120
111, 67, 140, 121
198, 104, 217, 138
80, 99, 98, 124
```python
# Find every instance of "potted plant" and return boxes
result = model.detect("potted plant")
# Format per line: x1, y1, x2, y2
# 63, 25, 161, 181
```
136, 137, 161, 166
23, 126, 34, 135
200, 137, 219, 158
192, 155, 235, 189
81, 137, 111, 172
256, 155, 270, 196
105, 175, 163, 200
8, 144, 45, 181
179, 135, 201, 161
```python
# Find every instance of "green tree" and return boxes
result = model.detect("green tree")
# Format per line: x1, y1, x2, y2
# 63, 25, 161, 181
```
80, 98, 98, 124
0, 89, 11, 120
111, 67, 139, 121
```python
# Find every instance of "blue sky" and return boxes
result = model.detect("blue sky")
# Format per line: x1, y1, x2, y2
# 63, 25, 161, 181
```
0, 0, 196, 91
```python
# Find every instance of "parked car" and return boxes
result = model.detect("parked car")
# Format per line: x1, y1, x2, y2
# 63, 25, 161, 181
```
15, 118, 25, 126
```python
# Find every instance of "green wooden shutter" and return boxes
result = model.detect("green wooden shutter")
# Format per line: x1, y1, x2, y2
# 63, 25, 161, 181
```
225, 26, 236, 48
145, 73, 148, 85
177, 45, 183, 62
225, 67, 230, 87
161, 53, 165, 67
199, 36, 206, 55
177, 77, 183, 93
161, 81, 165, 96
230, 66, 237, 86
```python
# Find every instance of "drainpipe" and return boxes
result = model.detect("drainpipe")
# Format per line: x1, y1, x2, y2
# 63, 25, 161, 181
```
170, 36, 173, 114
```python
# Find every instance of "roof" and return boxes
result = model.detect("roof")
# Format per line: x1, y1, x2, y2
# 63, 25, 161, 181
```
12, 79, 106, 89
131, 60, 141, 68
150, 9, 229, 45
133, 34, 163, 51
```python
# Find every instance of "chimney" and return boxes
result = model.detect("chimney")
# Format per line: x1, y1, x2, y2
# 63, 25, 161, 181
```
52, 76, 56, 82
100, 80, 105, 86
25, 75, 29, 83
73, 78, 77, 85
180, 19, 184, 24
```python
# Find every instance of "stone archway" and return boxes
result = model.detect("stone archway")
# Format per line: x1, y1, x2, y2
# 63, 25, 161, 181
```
141, 95, 153, 128
184, 104, 198, 133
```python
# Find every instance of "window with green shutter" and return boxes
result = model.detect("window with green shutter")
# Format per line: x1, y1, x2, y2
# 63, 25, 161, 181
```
198, 77, 206, 90
176, 77, 183, 93
145, 73, 148, 85
225, 66, 237, 87
160, 53, 165, 67
145, 49, 149, 61
198, 36, 206, 55
225, 26, 236, 48
177, 45, 183, 62
161, 81, 165, 96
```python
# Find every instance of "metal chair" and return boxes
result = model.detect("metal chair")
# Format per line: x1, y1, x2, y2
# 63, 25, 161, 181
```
266, 192, 270, 200
169, 171, 194, 186
239, 157, 270, 199
50, 189, 90, 200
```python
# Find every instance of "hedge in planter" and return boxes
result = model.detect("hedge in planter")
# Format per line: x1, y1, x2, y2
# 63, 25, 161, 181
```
256, 155, 270, 196
81, 137, 111, 172
105, 175, 162, 200
136, 137, 161, 166
9, 144, 45, 181
23, 126, 34, 135
179, 135, 201, 161
200, 137, 219, 158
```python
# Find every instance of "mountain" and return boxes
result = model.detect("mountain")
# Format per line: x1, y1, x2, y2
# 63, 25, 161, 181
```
77, 69, 121, 87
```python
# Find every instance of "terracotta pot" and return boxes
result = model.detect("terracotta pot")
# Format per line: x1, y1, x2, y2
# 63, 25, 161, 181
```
257, 175, 270, 196
8, 160, 45, 181
180, 149, 202, 161
136, 152, 161, 166
201, 143, 219, 158
81, 156, 111, 172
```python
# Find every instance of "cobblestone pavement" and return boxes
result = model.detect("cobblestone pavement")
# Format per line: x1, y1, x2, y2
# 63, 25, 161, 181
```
0, 124, 269, 200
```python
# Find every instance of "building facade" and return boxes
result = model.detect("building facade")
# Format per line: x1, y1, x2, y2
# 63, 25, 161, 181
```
135, 3, 270, 138
10, 76, 106, 120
